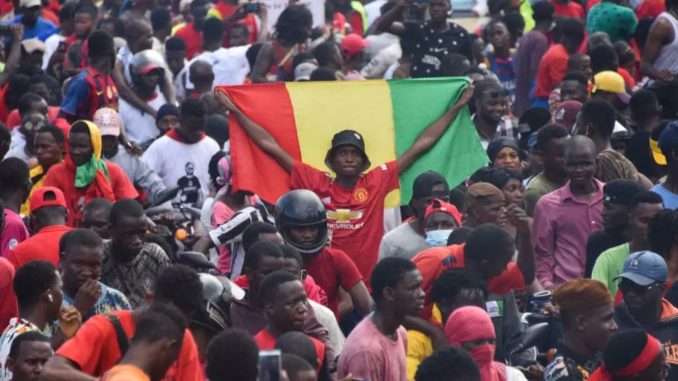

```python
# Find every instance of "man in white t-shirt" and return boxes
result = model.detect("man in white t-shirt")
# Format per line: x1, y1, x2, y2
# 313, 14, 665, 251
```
142, 99, 220, 207
114, 18, 176, 117
177, 18, 250, 97
119, 50, 170, 147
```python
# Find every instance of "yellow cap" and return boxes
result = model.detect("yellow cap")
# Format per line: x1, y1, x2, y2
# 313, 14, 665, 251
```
592, 71, 630, 103
650, 138, 667, 166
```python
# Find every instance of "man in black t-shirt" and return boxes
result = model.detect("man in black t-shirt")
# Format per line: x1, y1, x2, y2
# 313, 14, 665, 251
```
584, 180, 645, 276
375, 0, 473, 77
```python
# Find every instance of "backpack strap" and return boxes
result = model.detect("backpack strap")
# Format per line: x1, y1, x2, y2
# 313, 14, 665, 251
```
105, 314, 129, 354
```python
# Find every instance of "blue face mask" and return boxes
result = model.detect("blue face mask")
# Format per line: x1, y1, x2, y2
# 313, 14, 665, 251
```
425, 229, 454, 247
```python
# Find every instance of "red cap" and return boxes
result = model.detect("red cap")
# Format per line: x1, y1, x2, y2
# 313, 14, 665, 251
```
424, 199, 463, 225
30, 186, 67, 213
341, 34, 367, 58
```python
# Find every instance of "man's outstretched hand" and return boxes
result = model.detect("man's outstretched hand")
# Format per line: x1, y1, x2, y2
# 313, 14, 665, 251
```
452, 84, 474, 110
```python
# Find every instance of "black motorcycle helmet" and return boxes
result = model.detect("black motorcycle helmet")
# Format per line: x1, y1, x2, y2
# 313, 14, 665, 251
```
275, 189, 328, 254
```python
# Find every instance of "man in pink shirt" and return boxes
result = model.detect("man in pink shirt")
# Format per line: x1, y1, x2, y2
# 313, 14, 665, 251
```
338, 258, 425, 381
533, 136, 604, 289
0, 158, 30, 257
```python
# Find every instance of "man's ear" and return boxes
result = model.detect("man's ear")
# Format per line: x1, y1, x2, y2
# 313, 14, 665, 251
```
161, 337, 179, 352
145, 289, 155, 305
263, 301, 274, 316
6, 357, 15, 373
42, 290, 54, 303
574, 313, 587, 333
383, 286, 396, 303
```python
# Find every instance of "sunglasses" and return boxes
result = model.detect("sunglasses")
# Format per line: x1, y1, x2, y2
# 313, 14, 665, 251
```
619, 279, 663, 295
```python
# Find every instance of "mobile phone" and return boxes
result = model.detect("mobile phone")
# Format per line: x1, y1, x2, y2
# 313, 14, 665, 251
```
404, 4, 425, 22
258, 350, 281, 381
244, 2, 260, 13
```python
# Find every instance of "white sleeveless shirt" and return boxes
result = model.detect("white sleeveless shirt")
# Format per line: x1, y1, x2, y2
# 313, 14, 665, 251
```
653, 12, 678, 73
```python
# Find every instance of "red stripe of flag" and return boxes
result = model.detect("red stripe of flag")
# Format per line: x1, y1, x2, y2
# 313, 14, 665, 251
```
220, 83, 301, 203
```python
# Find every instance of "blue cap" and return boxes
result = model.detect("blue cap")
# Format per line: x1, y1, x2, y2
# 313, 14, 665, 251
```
615, 251, 668, 286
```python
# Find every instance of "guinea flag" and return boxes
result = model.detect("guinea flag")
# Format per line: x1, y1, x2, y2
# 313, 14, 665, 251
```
219, 77, 488, 206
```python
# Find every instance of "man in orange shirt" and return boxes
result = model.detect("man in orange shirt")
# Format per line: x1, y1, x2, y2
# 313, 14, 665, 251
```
7, 187, 72, 269
101, 304, 186, 381
42, 265, 204, 381
413, 224, 534, 317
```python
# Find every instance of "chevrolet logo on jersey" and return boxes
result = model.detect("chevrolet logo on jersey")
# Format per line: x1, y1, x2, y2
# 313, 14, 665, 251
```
327, 209, 364, 222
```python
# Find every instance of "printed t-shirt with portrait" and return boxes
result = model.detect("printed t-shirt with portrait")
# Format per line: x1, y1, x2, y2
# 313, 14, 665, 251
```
291, 160, 400, 280
142, 134, 220, 207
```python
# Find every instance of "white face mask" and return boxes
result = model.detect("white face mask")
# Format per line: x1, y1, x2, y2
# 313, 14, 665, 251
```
425, 229, 454, 247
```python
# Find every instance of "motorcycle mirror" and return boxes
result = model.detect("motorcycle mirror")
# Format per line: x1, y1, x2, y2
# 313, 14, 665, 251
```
514, 322, 550, 354
151, 187, 180, 207
200, 273, 225, 302
177, 251, 217, 271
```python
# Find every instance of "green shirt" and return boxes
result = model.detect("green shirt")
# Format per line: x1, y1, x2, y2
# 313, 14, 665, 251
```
591, 242, 630, 296
520, 0, 534, 32
525, 172, 561, 216
586, 1, 638, 42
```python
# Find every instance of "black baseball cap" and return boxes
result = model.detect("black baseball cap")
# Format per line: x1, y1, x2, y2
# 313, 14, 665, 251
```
324, 130, 371, 169
603, 179, 645, 206
412, 171, 449, 201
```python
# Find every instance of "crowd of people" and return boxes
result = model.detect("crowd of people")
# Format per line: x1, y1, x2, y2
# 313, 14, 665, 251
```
0, 0, 678, 378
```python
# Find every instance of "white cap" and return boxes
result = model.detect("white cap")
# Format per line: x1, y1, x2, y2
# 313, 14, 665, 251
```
21, 38, 45, 54
20, 0, 41, 8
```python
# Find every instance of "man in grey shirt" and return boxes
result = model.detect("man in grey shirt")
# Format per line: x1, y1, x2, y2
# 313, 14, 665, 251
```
379, 171, 450, 260
95, 108, 168, 205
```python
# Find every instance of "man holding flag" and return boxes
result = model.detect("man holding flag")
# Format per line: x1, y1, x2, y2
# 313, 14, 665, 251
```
215, 85, 474, 280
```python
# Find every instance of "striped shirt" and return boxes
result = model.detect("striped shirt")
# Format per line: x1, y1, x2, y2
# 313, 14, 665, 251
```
63, 282, 131, 321
102, 241, 170, 308
0, 318, 39, 381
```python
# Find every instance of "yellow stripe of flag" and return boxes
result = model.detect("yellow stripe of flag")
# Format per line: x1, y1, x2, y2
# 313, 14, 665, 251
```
286, 81, 401, 206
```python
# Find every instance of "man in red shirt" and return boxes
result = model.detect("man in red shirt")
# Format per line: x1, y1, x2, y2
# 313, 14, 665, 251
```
231, 241, 329, 336
174, 0, 210, 59
254, 270, 326, 371
550, 0, 584, 19
276, 190, 373, 319
42, 265, 204, 381
535, 18, 586, 103
218, 85, 474, 280
0, 258, 17, 331
43, 120, 138, 226
59, 31, 118, 122
100, 304, 186, 381
7, 187, 72, 269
